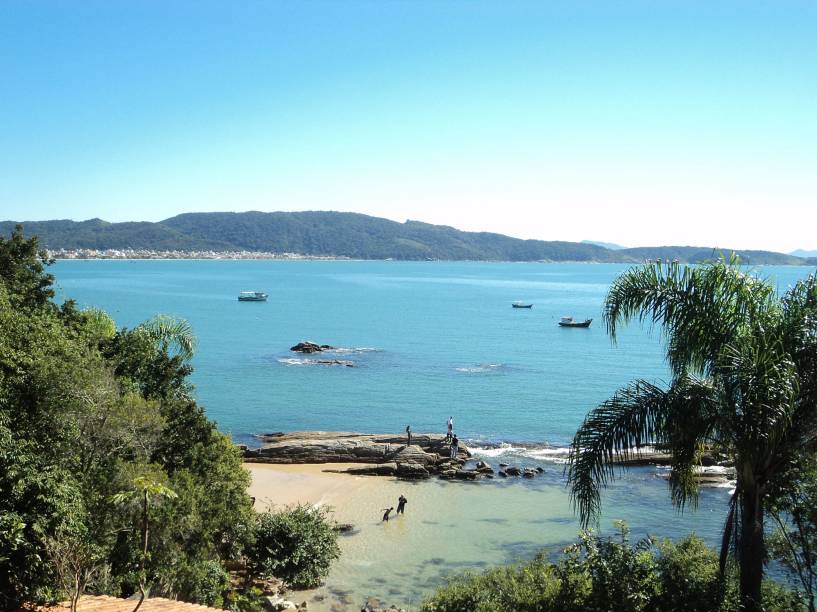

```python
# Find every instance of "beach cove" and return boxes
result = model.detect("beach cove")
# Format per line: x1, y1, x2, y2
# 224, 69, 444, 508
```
50, 260, 814, 610
246, 457, 732, 611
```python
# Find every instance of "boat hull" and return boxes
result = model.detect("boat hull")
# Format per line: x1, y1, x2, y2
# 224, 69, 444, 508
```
558, 319, 592, 327
512, 304, 533, 309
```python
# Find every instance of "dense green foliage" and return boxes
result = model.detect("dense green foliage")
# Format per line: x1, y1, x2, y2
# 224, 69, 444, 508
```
768, 456, 817, 611
2, 212, 808, 263
247, 505, 340, 589
0, 229, 256, 607
422, 525, 806, 612
567, 260, 817, 611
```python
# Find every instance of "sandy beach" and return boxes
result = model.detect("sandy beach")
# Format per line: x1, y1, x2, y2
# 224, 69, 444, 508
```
246, 462, 397, 521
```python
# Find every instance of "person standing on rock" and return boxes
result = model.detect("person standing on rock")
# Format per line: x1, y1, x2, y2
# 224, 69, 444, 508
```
382, 507, 394, 522
406, 424, 412, 447
446, 416, 454, 442
450, 434, 459, 459
397, 495, 407, 515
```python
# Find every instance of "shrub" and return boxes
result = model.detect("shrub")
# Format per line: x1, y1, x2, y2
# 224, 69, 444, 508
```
173, 560, 230, 608
247, 504, 340, 589
422, 526, 806, 612
654, 535, 726, 612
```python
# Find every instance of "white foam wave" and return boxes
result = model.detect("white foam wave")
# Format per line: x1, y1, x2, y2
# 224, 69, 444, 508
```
455, 363, 506, 373
471, 443, 528, 458
325, 347, 382, 354
470, 443, 572, 464
278, 358, 311, 366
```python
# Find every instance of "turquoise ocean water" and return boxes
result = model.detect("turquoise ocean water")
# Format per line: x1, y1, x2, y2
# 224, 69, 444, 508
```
52, 260, 814, 608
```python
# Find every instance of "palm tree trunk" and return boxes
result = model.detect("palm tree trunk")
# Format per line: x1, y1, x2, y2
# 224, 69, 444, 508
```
740, 486, 765, 611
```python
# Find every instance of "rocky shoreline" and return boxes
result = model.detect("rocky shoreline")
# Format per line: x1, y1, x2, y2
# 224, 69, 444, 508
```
240, 431, 735, 486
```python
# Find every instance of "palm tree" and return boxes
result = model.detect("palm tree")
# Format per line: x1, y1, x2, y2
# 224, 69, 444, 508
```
567, 259, 817, 611
135, 314, 197, 360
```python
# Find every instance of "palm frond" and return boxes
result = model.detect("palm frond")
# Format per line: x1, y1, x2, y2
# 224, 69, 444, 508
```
135, 314, 197, 360
568, 375, 718, 526
567, 380, 671, 527
663, 375, 720, 509
604, 260, 776, 377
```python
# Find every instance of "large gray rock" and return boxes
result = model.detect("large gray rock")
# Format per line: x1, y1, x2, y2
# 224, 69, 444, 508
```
246, 431, 470, 465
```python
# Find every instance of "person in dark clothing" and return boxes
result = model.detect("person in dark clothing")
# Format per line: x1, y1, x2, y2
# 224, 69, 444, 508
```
397, 495, 407, 514
406, 424, 412, 446
450, 434, 459, 459
382, 507, 394, 521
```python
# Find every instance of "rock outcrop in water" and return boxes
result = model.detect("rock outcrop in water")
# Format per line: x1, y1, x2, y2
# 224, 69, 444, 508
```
242, 432, 557, 483
290, 341, 335, 353
243, 431, 484, 480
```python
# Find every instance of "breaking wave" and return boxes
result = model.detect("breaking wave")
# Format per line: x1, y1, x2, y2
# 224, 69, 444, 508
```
468, 441, 572, 464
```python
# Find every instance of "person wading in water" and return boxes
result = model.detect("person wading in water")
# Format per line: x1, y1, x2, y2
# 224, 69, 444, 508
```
382, 507, 394, 522
397, 495, 407, 515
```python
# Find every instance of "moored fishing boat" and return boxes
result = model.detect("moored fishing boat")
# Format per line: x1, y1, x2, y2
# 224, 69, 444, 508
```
512, 302, 533, 309
558, 316, 592, 327
238, 291, 268, 302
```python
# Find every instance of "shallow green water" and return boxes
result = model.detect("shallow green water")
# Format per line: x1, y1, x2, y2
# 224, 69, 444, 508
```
301, 469, 730, 611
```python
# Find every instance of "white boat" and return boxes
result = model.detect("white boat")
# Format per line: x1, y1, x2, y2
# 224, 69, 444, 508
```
238, 291, 268, 302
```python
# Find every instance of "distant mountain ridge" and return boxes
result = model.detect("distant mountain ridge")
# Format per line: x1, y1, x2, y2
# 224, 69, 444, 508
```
581, 240, 625, 250
1, 211, 812, 265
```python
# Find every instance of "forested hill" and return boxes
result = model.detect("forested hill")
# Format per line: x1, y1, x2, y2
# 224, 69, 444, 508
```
0, 211, 810, 264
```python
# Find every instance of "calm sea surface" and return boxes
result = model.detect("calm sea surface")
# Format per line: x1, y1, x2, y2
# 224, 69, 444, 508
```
52, 260, 814, 609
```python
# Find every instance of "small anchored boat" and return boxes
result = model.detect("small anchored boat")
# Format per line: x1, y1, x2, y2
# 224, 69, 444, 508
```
512, 302, 534, 309
558, 316, 592, 328
238, 291, 268, 302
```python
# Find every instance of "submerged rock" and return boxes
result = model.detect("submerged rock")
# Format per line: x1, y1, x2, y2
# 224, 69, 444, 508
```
313, 359, 356, 367
454, 469, 478, 480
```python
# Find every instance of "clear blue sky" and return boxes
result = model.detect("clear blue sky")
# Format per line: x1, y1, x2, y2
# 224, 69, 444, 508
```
1, 1, 815, 252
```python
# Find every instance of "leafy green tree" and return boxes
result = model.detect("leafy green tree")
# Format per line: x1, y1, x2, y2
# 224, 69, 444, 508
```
0, 224, 55, 309
767, 455, 817, 612
102, 327, 193, 401
567, 261, 817, 611
112, 473, 178, 611
247, 505, 340, 589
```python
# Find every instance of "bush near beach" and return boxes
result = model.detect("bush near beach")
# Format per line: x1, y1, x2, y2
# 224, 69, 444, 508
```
423, 523, 806, 612
247, 505, 341, 589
